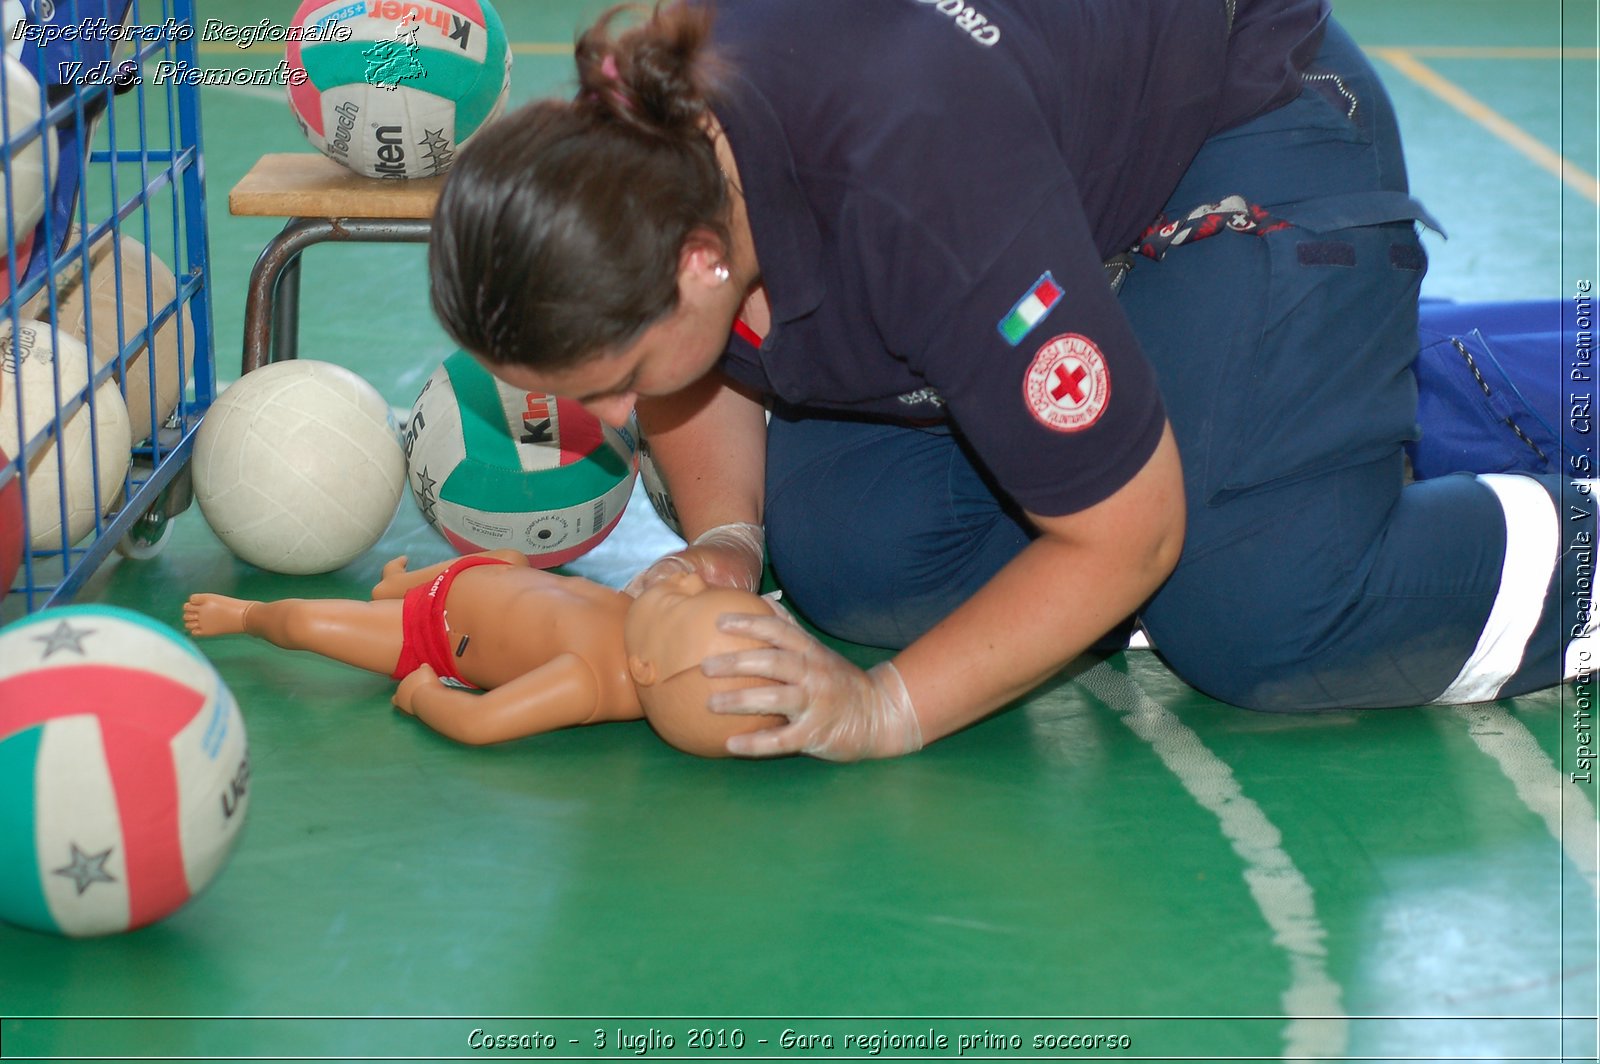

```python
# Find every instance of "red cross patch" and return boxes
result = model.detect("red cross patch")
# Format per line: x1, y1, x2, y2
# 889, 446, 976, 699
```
1023, 334, 1110, 432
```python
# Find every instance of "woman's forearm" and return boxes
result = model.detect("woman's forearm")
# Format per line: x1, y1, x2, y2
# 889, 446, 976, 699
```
894, 425, 1186, 742
636, 371, 768, 539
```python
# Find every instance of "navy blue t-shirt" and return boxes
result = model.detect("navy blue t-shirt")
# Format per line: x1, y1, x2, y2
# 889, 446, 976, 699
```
707, 0, 1329, 516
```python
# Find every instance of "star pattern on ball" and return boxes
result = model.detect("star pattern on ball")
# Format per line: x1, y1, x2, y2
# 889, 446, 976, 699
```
32, 620, 94, 660
420, 128, 455, 176
53, 842, 118, 895
413, 465, 439, 523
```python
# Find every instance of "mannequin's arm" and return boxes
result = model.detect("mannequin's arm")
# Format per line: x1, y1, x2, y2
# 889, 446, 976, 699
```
371, 549, 530, 600
392, 655, 603, 745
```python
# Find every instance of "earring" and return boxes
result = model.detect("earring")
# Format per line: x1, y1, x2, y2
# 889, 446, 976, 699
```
713, 263, 731, 284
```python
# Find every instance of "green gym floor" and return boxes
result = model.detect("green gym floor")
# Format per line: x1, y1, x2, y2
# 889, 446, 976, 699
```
2, 1, 1598, 1061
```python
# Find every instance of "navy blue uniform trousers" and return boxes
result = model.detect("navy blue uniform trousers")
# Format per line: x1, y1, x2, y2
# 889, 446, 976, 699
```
762, 21, 1591, 710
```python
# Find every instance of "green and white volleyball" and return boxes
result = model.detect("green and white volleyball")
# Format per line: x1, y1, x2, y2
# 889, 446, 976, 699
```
285, 0, 511, 179
406, 352, 639, 568
0, 606, 249, 937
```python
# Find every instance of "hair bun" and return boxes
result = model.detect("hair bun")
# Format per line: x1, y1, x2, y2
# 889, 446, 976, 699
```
575, 3, 721, 140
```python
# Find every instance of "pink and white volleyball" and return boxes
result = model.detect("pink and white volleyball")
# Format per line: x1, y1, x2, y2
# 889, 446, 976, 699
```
405, 351, 639, 567
285, 0, 511, 179
0, 606, 249, 937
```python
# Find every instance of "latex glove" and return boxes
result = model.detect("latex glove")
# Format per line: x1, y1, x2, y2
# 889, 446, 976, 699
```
623, 521, 765, 597
701, 611, 924, 761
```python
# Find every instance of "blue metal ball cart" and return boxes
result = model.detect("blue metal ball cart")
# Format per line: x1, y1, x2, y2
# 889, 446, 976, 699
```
1, 0, 215, 617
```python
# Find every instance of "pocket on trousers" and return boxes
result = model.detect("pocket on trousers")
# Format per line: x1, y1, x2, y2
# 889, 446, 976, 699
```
1203, 196, 1433, 504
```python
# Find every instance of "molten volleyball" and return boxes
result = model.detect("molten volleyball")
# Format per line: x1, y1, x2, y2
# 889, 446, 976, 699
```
405, 351, 639, 567
0, 606, 250, 937
285, 0, 511, 179
192, 360, 407, 575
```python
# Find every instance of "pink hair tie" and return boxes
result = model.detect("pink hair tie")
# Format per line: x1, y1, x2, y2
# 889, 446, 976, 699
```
590, 53, 632, 113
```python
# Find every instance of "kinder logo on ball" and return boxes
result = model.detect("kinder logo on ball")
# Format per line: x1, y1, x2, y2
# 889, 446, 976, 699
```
367, 0, 476, 49
520, 394, 562, 446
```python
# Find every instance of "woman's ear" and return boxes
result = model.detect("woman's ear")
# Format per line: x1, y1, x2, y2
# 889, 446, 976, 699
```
677, 230, 730, 285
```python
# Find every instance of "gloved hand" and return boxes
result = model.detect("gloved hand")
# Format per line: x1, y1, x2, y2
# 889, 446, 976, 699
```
700, 610, 924, 761
623, 521, 765, 597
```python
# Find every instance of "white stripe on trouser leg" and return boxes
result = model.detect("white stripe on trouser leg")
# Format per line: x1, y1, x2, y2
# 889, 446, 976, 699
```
1433, 474, 1558, 704
1566, 480, 1598, 678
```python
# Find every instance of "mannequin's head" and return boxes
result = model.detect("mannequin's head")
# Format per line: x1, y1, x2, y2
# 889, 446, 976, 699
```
624, 570, 787, 757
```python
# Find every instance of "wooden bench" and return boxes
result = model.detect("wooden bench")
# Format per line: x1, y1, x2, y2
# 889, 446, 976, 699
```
228, 153, 445, 374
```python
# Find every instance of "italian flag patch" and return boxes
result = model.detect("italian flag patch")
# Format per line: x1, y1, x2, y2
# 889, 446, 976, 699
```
997, 272, 1063, 346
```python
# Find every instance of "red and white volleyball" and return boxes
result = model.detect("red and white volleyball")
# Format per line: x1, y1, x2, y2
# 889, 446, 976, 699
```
0, 606, 249, 937
406, 351, 640, 567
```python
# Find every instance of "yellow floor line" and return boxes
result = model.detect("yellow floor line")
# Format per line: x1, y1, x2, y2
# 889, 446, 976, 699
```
1374, 46, 1600, 60
1370, 47, 1600, 206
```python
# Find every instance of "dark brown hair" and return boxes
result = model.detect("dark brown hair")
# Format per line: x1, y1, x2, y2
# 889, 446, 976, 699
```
429, 3, 729, 371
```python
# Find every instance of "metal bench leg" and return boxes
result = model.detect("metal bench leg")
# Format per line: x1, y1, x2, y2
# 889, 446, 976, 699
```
240, 216, 432, 375
272, 251, 304, 363
242, 217, 336, 375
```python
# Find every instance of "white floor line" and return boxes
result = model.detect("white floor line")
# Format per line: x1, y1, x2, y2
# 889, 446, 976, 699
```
1450, 703, 1600, 897
1079, 661, 1348, 1061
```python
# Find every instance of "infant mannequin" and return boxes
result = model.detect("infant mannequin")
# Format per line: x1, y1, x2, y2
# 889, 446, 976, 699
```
624, 569, 788, 757
182, 550, 783, 756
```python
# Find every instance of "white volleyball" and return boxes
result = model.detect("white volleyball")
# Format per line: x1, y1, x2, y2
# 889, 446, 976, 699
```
0, 320, 133, 550
192, 360, 406, 575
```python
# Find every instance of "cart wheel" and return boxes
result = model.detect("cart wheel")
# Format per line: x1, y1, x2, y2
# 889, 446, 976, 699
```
116, 507, 175, 560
